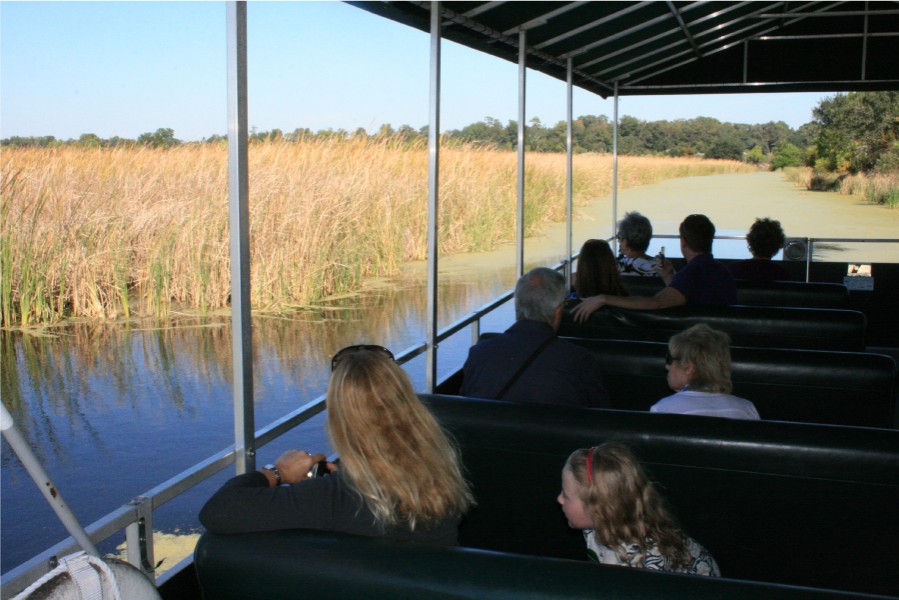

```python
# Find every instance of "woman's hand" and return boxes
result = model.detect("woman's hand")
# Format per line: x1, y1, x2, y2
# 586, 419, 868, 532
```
570, 295, 606, 323
274, 449, 330, 484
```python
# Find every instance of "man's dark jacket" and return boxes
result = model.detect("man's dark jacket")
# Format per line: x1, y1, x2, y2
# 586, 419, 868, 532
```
459, 319, 610, 408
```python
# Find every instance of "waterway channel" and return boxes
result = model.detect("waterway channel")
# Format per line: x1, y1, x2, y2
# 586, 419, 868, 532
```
3, 172, 896, 574
0, 257, 527, 573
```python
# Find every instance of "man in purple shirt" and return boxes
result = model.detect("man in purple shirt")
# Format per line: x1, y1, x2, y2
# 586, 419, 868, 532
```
572, 214, 736, 321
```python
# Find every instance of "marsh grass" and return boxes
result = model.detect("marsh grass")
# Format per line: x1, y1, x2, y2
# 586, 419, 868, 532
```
841, 172, 899, 207
785, 166, 899, 207
2, 140, 753, 325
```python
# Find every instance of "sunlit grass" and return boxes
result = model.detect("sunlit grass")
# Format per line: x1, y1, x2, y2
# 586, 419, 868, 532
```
784, 166, 899, 207
2, 140, 754, 325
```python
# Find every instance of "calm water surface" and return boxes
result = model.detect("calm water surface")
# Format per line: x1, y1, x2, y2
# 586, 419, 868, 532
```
0, 229, 764, 573
1, 261, 522, 574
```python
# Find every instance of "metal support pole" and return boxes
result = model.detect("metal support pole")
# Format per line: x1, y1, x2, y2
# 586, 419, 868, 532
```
425, 2, 441, 392
861, 1, 868, 80
226, 1, 255, 474
565, 57, 574, 288
612, 82, 619, 245
125, 496, 156, 582
516, 29, 527, 278
805, 238, 813, 282
1, 404, 100, 558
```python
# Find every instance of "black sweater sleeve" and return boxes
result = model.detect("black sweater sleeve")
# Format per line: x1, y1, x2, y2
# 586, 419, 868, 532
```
199, 470, 350, 534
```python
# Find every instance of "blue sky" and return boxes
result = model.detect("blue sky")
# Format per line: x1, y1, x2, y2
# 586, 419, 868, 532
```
1, 1, 835, 142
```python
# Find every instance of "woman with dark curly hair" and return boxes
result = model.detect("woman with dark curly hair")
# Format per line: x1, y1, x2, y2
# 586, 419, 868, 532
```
728, 217, 794, 281
558, 443, 720, 575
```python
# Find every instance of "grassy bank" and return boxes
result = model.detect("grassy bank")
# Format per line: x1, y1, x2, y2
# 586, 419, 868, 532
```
2, 139, 753, 326
783, 167, 899, 207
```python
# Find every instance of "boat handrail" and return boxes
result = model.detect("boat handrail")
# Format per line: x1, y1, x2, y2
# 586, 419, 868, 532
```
5, 230, 897, 595
0, 258, 564, 599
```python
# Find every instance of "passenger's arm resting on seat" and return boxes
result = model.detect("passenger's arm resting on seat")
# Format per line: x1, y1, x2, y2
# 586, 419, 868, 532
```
572, 286, 686, 321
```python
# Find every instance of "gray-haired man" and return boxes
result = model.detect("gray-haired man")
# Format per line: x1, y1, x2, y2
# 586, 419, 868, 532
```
460, 267, 610, 408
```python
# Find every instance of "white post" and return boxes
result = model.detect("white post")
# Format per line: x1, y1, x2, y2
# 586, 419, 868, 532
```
425, 2, 442, 392
226, 1, 255, 474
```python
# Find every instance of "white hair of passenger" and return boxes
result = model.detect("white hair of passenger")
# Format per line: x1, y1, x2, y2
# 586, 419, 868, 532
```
514, 267, 566, 325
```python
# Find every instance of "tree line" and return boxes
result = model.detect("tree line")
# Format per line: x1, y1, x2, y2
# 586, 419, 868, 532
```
4, 92, 896, 176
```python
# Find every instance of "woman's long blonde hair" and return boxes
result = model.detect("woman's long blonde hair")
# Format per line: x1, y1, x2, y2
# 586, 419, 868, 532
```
327, 349, 474, 529
566, 443, 691, 568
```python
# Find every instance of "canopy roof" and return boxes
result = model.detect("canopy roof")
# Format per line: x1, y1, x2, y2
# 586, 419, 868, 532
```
349, 1, 899, 97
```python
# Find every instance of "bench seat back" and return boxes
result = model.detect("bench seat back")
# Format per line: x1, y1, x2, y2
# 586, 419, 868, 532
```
559, 305, 867, 351
195, 529, 885, 599
422, 396, 899, 596
194, 397, 899, 598
563, 338, 897, 428
621, 277, 850, 309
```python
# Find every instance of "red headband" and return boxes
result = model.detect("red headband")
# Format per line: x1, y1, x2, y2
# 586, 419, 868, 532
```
586, 447, 596, 484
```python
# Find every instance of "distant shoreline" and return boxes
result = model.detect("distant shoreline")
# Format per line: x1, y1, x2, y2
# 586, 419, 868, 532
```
422, 171, 899, 276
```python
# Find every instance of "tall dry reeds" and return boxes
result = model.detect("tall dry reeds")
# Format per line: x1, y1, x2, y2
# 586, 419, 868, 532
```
784, 166, 899, 207
2, 139, 753, 325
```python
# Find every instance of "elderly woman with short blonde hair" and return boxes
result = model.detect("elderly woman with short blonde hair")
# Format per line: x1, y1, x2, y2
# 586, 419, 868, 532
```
651, 324, 760, 420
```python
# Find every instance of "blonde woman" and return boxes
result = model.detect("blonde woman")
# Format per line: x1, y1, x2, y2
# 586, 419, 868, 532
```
558, 443, 719, 576
652, 324, 760, 420
200, 345, 474, 545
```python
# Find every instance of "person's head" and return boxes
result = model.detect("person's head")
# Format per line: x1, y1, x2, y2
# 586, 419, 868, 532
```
327, 346, 474, 528
746, 217, 786, 259
679, 214, 716, 255
559, 443, 689, 567
617, 211, 654, 254
515, 267, 566, 327
575, 239, 627, 298
666, 324, 733, 393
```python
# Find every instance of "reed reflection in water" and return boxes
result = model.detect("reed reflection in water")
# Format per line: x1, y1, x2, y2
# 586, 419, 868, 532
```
1, 261, 520, 573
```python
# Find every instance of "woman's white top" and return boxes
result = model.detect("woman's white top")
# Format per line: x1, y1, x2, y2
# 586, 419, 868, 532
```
617, 255, 660, 276
651, 390, 760, 420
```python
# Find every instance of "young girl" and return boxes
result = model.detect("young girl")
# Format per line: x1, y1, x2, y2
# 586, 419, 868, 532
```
558, 442, 720, 576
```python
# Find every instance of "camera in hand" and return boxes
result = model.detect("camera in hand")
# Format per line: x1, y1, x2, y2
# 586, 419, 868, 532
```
309, 460, 330, 477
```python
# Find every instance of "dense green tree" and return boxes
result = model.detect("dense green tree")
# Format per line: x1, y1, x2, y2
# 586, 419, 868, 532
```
812, 92, 899, 173
77, 133, 103, 147
770, 142, 804, 170
1, 135, 57, 147
137, 127, 179, 148
288, 128, 313, 141
745, 145, 766, 164
8, 109, 843, 160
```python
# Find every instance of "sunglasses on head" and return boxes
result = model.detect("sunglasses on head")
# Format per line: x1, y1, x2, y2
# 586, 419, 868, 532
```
331, 345, 395, 371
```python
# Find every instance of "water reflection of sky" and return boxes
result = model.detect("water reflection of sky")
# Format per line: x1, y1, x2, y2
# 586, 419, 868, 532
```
4, 233, 894, 573
0, 261, 520, 573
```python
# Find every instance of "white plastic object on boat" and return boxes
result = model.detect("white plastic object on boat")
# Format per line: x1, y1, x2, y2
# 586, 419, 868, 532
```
11, 551, 161, 600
